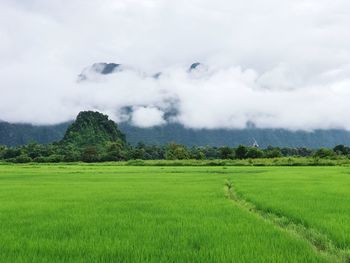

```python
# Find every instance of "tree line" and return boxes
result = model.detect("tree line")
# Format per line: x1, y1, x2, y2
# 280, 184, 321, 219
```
2, 111, 350, 163
0, 142, 349, 163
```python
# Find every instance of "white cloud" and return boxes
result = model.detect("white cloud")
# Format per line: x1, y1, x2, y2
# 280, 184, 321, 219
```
0, 0, 350, 130
131, 107, 165, 128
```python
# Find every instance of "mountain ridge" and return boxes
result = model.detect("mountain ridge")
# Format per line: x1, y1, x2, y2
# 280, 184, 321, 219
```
1, 120, 350, 148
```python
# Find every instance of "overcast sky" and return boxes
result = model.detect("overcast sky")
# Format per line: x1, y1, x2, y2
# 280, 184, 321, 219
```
1, 0, 350, 130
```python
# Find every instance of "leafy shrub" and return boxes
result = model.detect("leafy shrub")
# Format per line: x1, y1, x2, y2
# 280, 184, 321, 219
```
246, 148, 264, 158
14, 155, 32, 163
33, 156, 48, 163
46, 154, 64, 163
3, 148, 21, 159
82, 147, 100, 163
235, 145, 248, 159
313, 148, 335, 158
165, 143, 190, 160
265, 148, 282, 158
219, 147, 234, 159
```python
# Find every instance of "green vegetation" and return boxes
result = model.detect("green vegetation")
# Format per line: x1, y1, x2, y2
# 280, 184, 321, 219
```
61, 111, 126, 148
0, 121, 69, 146
4, 118, 350, 149
1, 112, 349, 262
3, 164, 349, 262
229, 167, 350, 252
1, 111, 350, 164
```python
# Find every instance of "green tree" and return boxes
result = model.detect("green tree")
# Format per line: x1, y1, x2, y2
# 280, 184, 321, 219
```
203, 146, 220, 160
24, 142, 44, 159
189, 147, 206, 160
219, 146, 234, 159
102, 141, 126, 161
246, 147, 264, 159
235, 145, 248, 159
333, 145, 350, 155
3, 148, 21, 159
314, 148, 335, 158
82, 146, 99, 163
165, 143, 189, 160
129, 142, 146, 159
14, 154, 32, 163
265, 147, 282, 158
0, 145, 6, 159
296, 147, 313, 157
62, 146, 81, 162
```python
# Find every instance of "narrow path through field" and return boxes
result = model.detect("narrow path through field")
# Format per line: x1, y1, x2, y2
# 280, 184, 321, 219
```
225, 180, 350, 263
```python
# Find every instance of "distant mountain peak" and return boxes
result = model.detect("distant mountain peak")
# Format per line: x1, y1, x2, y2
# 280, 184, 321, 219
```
78, 63, 122, 81
152, 72, 162, 79
96, 63, 121, 74
189, 62, 202, 71
77, 62, 210, 82
188, 62, 209, 75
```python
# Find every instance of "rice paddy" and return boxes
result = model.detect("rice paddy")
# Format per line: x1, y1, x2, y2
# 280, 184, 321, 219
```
0, 164, 349, 262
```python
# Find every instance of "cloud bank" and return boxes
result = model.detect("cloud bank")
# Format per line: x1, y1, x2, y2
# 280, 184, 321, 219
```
0, 0, 350, 130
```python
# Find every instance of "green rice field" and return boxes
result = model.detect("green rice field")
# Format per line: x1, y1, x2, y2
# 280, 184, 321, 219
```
0, 164, 349, 262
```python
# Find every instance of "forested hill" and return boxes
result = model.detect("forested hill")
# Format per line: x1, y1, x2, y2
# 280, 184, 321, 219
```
119, 124, 350, 148
0, 121, 70, 146
1, 120, 350, 148
60, 111, 126, 147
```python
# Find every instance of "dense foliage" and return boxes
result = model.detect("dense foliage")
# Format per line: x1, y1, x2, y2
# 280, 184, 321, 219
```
0, 141, 349, 164
61, 111, 126, 148
1, 111, 350, 163
0, 121, 69, 146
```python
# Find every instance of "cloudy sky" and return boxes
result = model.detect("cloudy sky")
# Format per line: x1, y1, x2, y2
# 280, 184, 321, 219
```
1, 0, 350, 130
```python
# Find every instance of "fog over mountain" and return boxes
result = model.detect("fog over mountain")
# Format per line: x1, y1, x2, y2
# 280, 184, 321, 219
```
1, 0, 350, 130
